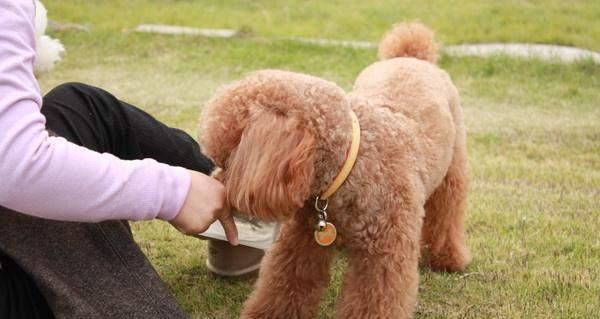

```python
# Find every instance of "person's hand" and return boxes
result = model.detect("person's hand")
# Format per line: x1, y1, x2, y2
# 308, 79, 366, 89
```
169, 170, 238, 245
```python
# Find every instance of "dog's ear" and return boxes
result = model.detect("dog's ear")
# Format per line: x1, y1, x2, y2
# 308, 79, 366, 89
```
224, 111, 315, 221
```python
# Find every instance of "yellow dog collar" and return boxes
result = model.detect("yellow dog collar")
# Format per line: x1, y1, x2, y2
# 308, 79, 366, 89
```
320, 110, 361, 200
313, 110, 360, 246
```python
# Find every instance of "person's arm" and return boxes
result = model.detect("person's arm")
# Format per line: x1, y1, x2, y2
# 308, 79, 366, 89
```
0, 1, 186, 222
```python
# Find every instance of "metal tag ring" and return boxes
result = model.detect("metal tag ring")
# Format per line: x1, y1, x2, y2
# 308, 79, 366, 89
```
314, 196, 329, 212
318, 211, 328, 221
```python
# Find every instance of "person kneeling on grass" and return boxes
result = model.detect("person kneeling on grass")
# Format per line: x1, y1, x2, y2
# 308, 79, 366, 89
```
0, 1, 264, 318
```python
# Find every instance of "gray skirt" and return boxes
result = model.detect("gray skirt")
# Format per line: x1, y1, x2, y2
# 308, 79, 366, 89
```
0, 207, 187, 318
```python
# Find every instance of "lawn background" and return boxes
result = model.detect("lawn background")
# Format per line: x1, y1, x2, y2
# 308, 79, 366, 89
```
39, 1, 599, 318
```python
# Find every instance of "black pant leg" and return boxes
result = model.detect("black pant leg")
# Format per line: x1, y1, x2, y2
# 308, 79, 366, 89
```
41, 82, 214, 173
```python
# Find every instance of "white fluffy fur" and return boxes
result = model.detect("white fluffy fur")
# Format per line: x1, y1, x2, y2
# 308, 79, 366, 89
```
34, 1, 64, 73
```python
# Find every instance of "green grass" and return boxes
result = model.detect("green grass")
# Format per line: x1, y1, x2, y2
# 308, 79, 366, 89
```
46, 0, 600, 50
39, 1, 600, 318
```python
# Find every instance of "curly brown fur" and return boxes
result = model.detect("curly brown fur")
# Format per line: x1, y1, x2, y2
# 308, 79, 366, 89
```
199, 23, 470, 319
378, 22, 440, 63
225, 110, 316, 220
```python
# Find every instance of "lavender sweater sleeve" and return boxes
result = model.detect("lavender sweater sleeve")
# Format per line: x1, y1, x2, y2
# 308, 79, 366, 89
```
0, 0, 190, 222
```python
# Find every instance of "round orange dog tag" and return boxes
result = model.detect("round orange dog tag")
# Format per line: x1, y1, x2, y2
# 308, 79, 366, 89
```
314, 222, 337, 246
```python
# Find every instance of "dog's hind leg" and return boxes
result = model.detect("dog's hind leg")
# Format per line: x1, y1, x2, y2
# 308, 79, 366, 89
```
240, 216, 335, 319
421, 137, 471, 272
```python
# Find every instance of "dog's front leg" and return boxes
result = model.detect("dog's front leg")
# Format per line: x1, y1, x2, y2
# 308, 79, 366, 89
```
335, 208, 422, 319
240, 217, 335, 319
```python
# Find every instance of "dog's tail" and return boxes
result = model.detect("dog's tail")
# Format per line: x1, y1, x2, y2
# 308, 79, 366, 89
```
378, 22, 439, 64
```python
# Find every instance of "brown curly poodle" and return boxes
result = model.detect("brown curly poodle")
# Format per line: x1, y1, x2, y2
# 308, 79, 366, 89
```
199, 22, 471, 319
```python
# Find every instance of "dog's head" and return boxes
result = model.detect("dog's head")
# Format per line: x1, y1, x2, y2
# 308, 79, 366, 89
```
199, 70, 353, 222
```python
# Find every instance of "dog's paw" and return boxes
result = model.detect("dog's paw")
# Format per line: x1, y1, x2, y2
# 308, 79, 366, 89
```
421, 244, 471, 272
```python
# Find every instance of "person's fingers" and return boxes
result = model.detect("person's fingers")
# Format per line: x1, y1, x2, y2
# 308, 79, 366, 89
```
219, 207, 239, 246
